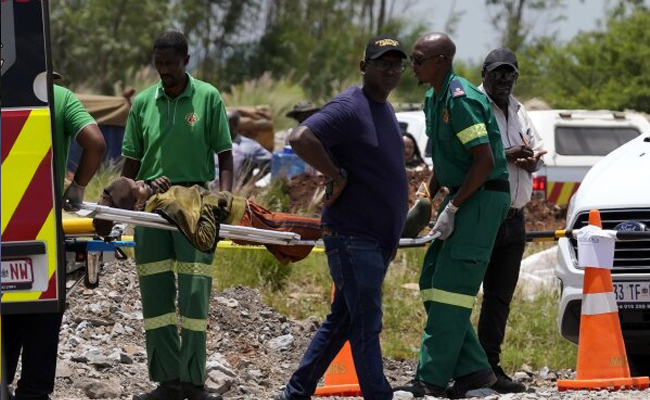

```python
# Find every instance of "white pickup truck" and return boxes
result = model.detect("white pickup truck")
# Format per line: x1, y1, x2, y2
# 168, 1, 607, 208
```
555, 131, 650, 375
528, 110, 650, 204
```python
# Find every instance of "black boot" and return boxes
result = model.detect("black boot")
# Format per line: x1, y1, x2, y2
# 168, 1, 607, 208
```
490, 365, 526, 393
448, 369, 498, 399
133, 380, 182, 400
182, 383, 222, 400
392, 379, 448, 398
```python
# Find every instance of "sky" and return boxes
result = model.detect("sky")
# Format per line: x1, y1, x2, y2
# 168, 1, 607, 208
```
404, 0, 647, 63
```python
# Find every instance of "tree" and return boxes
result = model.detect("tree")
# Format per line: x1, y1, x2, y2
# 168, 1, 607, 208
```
519, 5, 650, 112
50, 0, 172, 93
485, 0, 567, 52
172, 0, 261, 85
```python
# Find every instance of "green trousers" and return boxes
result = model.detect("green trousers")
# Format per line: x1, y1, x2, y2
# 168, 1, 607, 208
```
134, 226, 215, 385
416, 190, 509, 387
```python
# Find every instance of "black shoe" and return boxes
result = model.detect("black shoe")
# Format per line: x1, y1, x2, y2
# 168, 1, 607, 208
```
182, 383, 222, 400
133, 380, 183, 400
448, 369, 498, 399
490, 365, 526, 393
392, 379, 447, 398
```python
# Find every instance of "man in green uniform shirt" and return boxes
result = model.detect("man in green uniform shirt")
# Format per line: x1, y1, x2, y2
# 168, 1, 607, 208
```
2, 76, 105, 400
394, 32, 510, 399
121, 31, 232, 400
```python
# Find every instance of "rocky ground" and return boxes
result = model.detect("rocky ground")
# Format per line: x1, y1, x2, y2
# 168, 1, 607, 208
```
41, 258, 647, 400
19, 172, 643, 399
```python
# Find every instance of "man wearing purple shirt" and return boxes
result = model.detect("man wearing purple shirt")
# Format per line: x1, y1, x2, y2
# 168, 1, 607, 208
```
274, 35, 408, 400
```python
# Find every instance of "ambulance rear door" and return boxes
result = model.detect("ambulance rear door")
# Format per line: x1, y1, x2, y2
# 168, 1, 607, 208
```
1, 0, 65, 314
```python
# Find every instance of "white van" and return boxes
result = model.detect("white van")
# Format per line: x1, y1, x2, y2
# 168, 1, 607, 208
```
528, 110, 650, 204
555, 132, 650, 374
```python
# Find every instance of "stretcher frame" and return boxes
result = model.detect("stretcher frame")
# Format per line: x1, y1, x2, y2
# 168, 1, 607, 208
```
78, 202, 441, 247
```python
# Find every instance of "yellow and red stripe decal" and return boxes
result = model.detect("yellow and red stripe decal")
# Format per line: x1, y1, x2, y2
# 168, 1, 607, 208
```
547, 181, 580, 205
1, 108, 58, 302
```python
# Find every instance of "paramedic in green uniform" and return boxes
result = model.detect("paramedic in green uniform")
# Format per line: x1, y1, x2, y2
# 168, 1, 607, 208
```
121, 31, 232, 400
3, 74, 106, 400
394, 32, 510, 399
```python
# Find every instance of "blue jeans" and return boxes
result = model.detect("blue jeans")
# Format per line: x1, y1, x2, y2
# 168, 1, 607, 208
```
284, 234, 393, 400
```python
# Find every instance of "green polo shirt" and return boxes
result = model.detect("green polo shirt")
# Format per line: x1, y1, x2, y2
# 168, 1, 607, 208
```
424, 70, 508, 188
122, 73, 231, 183
53, 85, 97, 190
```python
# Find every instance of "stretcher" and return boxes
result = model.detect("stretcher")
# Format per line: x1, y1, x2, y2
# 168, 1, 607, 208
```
77, 202, 442, 247
65, 202, 440, 293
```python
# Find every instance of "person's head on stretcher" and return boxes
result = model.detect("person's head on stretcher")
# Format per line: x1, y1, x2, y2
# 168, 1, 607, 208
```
94, 176, 172, 235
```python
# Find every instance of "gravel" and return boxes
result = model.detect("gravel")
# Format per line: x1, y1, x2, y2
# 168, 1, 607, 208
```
34, 259, 648, 399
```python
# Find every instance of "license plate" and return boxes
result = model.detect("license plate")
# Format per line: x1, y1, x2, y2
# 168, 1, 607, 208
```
613, 280, 650, 310
1, 258, 35, 291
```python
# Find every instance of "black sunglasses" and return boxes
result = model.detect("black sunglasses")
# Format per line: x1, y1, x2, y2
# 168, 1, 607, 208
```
409, 53, 446, 66
487, 70, 519, 81
369, 59, 406, 72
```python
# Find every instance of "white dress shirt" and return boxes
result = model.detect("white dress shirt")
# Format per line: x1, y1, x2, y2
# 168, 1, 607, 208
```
479, 84, 544, 209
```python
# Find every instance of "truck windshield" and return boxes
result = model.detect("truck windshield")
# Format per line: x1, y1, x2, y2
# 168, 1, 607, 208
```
555, 126, 640, 156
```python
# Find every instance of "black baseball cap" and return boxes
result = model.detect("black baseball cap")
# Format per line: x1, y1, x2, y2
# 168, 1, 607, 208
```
363, 35, 407, 61
483, 48, 519, 73
52, 71, 64, 80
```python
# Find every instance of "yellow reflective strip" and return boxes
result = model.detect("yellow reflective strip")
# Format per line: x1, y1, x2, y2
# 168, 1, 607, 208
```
181, 316, 207, 332
456, 123, 487, 145
137, 260, 174, 277
176, 262, 213, 277
144, 312, 177, 331
556, 182, 575, 205
1, 109, 52, 233
1, 212, 57, 302
421, 288, 475, 309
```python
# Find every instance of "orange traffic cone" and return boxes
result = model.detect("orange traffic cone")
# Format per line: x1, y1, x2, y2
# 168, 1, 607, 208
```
557, 209, 649, 391
314, 285, 362, 397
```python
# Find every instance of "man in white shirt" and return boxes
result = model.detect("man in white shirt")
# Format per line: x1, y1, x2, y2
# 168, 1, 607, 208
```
477, 48, 546, 394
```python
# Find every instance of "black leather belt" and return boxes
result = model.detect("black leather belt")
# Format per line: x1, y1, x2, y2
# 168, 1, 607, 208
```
448, 179, 510, 195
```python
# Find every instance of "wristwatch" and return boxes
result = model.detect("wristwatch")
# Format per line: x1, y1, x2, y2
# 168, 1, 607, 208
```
332, 168, 348, 183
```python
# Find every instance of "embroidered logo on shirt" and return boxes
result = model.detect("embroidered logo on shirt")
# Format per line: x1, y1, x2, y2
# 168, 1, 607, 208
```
442, 109, 450, 123
449, 79, 466, 98
185, 113, 199, 127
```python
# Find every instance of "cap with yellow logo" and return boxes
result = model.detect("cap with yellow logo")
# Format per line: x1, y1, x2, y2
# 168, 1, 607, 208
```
363, 34, 407, 60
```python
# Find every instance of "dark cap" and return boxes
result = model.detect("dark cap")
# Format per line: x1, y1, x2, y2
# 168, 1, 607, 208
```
285, 101, 320, 119
483, 48, 519, 73
363, 35, 407, 61
52, 71, 64, 81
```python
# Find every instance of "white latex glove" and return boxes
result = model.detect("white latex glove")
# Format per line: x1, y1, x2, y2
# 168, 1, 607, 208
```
63, 180, 85, 211
432, 202, 458, 240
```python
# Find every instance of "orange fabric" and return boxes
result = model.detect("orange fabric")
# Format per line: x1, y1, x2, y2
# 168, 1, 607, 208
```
234, 201, 321, 264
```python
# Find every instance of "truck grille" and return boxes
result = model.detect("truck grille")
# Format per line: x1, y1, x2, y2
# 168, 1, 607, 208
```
570, 208, 650, 272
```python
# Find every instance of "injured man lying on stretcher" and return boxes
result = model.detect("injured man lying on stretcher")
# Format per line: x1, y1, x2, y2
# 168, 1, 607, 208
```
93, 177, 432, 264
93, 176, 322, 264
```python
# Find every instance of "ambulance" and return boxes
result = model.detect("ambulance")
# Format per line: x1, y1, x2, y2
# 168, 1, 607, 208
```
1, 0, 65, 315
